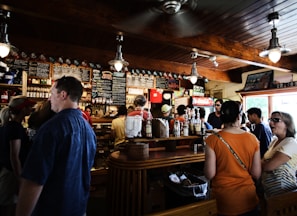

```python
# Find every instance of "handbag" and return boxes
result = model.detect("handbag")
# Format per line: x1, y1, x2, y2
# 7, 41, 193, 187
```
213, 132, 247, 170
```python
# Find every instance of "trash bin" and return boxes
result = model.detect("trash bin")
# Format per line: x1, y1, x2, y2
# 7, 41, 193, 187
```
164, 171, 208, 208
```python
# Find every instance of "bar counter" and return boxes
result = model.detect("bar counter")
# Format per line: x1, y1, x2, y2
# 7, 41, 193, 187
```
107, 145, 205, 216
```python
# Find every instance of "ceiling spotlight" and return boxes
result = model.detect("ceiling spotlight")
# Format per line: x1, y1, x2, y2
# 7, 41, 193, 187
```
108, 34, 129, 72
209, 56, 219, 67
259, 11, 290, 63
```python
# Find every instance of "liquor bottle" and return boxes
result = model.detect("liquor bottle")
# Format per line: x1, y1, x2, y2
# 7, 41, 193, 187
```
183, 111, 189, 136
194, 108, 201, 135
145, 109, 152, 138
189, 112, 195, 135
173, 120, 180, 137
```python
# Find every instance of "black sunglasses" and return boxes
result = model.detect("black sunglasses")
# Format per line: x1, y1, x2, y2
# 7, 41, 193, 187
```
215, 104, 221, 107
268, 118, 282, 123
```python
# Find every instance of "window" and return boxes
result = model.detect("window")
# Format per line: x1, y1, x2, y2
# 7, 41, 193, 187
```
242, 90, 297, 129
245, 96, 269, 122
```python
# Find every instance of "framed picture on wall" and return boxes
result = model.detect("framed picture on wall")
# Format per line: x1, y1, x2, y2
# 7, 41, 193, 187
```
243, 70, 274, 91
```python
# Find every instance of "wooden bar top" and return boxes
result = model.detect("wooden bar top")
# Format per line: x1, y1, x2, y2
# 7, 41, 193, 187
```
128, 135, 201, 143
108, 148, 205, 170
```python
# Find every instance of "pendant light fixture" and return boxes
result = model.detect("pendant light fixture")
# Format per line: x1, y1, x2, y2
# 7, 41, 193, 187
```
189, 62, 198, 84
188, 51, 199, 84
108, 33, 129, 72
259, 12, 290, 63
0, 10, 17, 58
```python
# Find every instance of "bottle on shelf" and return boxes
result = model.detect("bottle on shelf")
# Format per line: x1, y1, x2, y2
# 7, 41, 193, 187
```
194, 107, 201, 135
145, 108, 152, 138
173, 119, 180, 137
183, 109, 189, 136
189, 111, 195, 135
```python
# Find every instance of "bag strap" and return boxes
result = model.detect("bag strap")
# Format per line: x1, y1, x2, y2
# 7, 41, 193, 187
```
213, 132, 247, 170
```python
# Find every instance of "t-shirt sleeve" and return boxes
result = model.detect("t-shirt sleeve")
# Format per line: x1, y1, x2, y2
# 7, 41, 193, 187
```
278, 138, 297, 158
21, 129, 56, 185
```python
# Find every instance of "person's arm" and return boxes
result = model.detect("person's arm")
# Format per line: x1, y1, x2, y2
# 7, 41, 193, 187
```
250, 149, 261, 180
204, 144, 216, 180
10, 139, 22, 183
16, 178, 43, 216
262, 151, 290, 172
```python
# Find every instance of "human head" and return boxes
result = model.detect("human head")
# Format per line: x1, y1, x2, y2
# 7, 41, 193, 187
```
28, 100, 55, 129
247, 107, 262, 118
269, 111, 295, 138
0, 95, 36, 126
134, 95, 146, 107
214, 99, 223, 112
117, 105, 127, 116
85, 105, 92, 115
127, 105, 135, 114
49, 76, 83, 113
177, 104, 186, 116
220, 100, 242, 125
161, 104, 172, 115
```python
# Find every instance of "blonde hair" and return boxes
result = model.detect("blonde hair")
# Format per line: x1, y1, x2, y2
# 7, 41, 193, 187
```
0, 95, 32, 126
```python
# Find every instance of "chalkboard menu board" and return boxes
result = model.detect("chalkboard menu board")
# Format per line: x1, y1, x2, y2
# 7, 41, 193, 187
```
156, 77, 168, 89
52, 63, 92, 82
126, 74, 154, 88
156, 77, 180, 90
112, 72, 126, 106
28, 61, 51, 78
92, 70, 112, 99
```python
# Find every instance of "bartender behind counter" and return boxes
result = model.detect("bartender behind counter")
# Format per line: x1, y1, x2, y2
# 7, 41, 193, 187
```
111, 105, 127, 151
161, 104, 174, 134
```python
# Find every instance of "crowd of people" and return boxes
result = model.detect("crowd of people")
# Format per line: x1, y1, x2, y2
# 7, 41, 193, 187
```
204, 100, 297, 215
0, 78, 296, 216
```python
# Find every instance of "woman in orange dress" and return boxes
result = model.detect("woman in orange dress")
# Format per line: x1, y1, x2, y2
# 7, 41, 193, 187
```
204, 100, 261, 215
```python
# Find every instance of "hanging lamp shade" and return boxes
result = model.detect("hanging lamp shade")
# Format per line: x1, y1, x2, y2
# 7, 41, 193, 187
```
108, 34, 129, 72
189, 62, 198, 84
259, 12, 290, 63
0, 10, 17, 58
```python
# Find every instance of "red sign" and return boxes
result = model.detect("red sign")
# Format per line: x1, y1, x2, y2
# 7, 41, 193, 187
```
150, 89, 163, 103
192, 97, 214, 106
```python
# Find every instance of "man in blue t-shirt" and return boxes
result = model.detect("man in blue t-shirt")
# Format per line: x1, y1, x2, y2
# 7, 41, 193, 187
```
247, 107, 273, 158
207, 99, 223, 129
16, 76, 97, 216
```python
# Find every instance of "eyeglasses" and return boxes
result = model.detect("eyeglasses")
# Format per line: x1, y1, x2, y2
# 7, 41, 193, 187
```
268, 118, 282, 123
215, 104, 221, 107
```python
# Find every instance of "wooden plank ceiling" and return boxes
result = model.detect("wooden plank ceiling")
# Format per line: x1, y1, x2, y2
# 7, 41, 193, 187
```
1, 0, 297, 83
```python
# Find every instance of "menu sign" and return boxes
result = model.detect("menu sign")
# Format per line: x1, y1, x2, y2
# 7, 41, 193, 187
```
156, 77, 168, 89
28, 61, 51, 78
52, 63, 92, 82
92, 70, 112, 99
156, 77, 179, 90
112, 72, 126, 106
126, 74, 154, 88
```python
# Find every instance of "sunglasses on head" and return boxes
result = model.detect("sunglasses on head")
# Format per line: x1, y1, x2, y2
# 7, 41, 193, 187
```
268, 118, 282, 123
